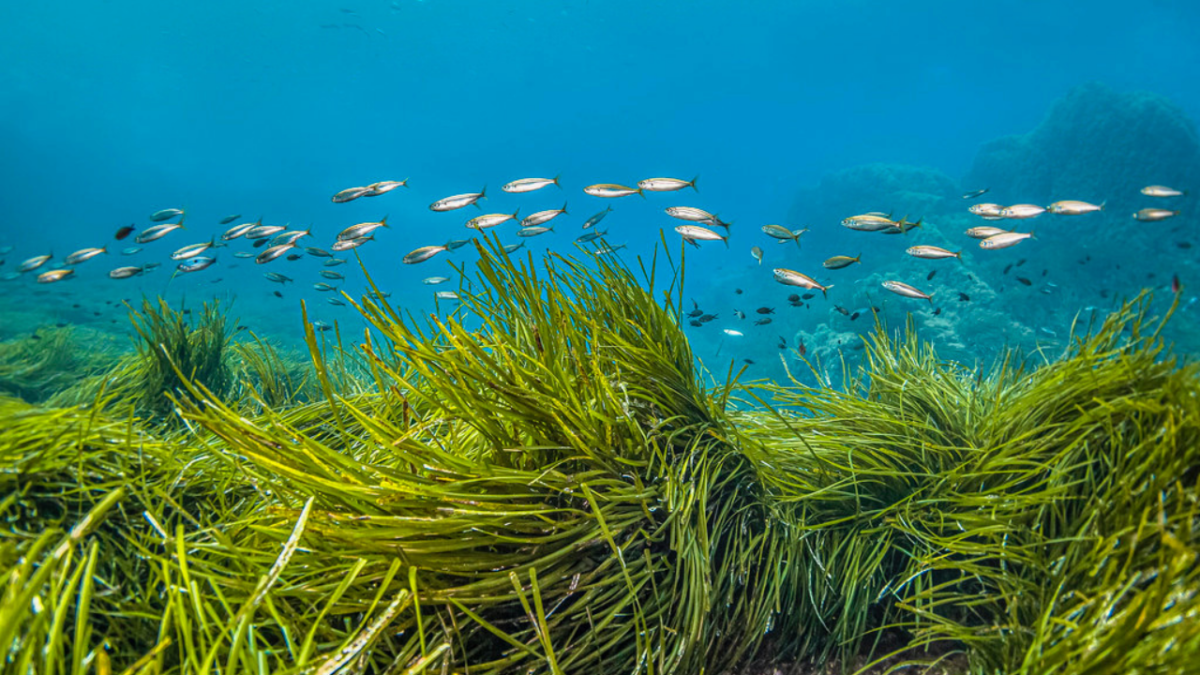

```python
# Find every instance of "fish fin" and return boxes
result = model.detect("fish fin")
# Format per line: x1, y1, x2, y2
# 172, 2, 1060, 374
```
553, 173, 562, 189
689, 174, 699, 192
1029, 228, 1037, 240
637, 188, 645, 199
722, 235, 729, 249
561, 201, 569, 215
1099, 200, 1106, 211
854, 254, 861, 263
512, 208, 521, 220
381, 215, 390, 227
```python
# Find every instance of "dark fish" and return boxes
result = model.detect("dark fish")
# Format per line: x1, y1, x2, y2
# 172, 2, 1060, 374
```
687, 308, 704, 317
306, 247, 333, 257
115, 225, 135, 240
850, 311, 860, 321
1003, 263, 1012, 275
801, 293, 815, 300
219, 214, 241, 225
958, 292, 970, 302
689, 319, 703, 327
253, 238, 269, 248
286, 253, 303, 261
1016, 277, 1032, 286
699, 314, 718, 323
1016, 258, 1027, 267
962, 188, 989, 199
798, 341, 807, 356
273, 290, 283, 298
735, 288, 743, 295
754, 318, 773, 325
777, 336, 787, 349
743, 359, 755, 365
927, 270, 937, 281
756, 307, 774, 314
933, 307, 942, 315
787, 294, 800, 302
834, 306, 849, 316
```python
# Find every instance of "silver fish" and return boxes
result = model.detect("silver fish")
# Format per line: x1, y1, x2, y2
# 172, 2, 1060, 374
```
675, 225, 727, 246
592, 244, 626, 255
331, 235, 374, 252
256, 244, 295, 264
245, 224, 287, 239
444, 238, 473, 251
502, 242, 525, 253
722, 329, 744, 336
337, 217, 389, 241
270, 228, 313, 247
332, 186, 370, 203
64, 247, 108, 265
980, 231, 1034, 250
666, 206, 724, 226
233, 251, 257, 258
584, 183, 642, 198
364, 179, 408, 196
905, 246, 960, 260
121, 246, 143, 255
517, 225, 554, 237
1047, 200, 1103, 215
520, 203, 567, 228
772, 268, 832, 297
1133, 208, 1180, 222
108, 265, 146, 279
319, 270, 345, 280
823, 255, 862, 269
149, 208, 184, 222
18, 254, 52, 272
841, 214, 897, 232
1141, 185, 1185, 197
582, 205, 613, 229
998, 204, 1045, 219
435, 290, 460, 300
305, 246, 333, 257
219, 214, 242, 224
750, 246, 763, 265
965, 226, 1010, 239
968, 203, 1004, 217
422, 276, 450, 285
264, 272, 293, 284
430, 187, 487, 211
313, 282, 338, 292
637, 176, 698, 192
576, 229, 608, 243
135, 222, 185, 243
327, 297, 347, 306
324, 258, 349, 267
502, 176, 560, 193
170, 239, 221, 261
761, 224, 807, 243
176, 256, 217, 273
466, 210, 519, 230
222, 220, 259, 240
313, 320, 332, 331
402, 245, 448, 264
881, 280, 932, 302
37, 269, 74, 283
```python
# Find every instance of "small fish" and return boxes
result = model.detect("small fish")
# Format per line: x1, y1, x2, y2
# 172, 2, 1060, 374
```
798, 341, 807, 357
756, 307, 775, 314
1016, 277, 1032, 286
849, 311, 860, 321
444, 238, 473, 251
1133, 208, 1180, 222
593, 243, 627, 255
331, 235, 375, 252
466, 210, 520, 230
750, 246, 764, 265
517, 225, 554, 237
108, 266, 146, 279
733, 310, 745, 319
1142, 185, 1186, 198
962, 188, 990, 199
881, 280, 932, 302
576, 229, 608, 243
233, 251, 257, 258
571, 207, 609, 234
1016, 258, 1027, 267
430, 187, 487, 211
327, 297, 347, 306
37, 269, 74, 284
927, 270, 937, 281
823, 254, 861, 269
521, 203, 568, 228
762, 224, 807, 244
833, 305, 849, 316
933, 308, 942, 316
1047, 200, 1103, 215
965, 226, 1009, 239
64, 247, 108, 265
115, 225, 136, 240
435, 291, 460, 300
313, 321, 332, 331
840, 214, 897, 231
502, 242, 525, 254
332, 186, 370, 203
121, 246, 142, 256
256, 244, 296, 264
170, 238, 220, 261
698, 314, 718, 323
135, 222, 185, 243
689, 320, 703, 327
723, 329, 744, 336
15, 255, 49, 274
583, 183, 642, 198
666, 206, 728, 228
176, 256, 217, 273
219, 214, 242, 224
306, 246, 333, 257
273, 290, 283, 298
637, 176, 698, 192
313, 282, 338, 292
270, 228, 313, 247
773, 268, 832, 297
777, 336, 787, 349
245, 224, 286, 239
980, 231, 1034, 250
403, 245, 449, 264
368, 291, 392, 299
1004, 263, 1013, 274
286, 254, 303, 261
801, 293, 815, 300
253, 238, 269, 248
324, 258, 348, 267
968, 203, 1004, 217
675, 225, 727, 246
503, 176, 560, 193
319, 270, 345, 280
735, 288, 744, 295
423, 276, 450, 285
337, 217, 389, 241
998, 204, 1046, 219
222, 221, 260, 241
149, 208, 184, 222
957, 292, 970, 302
906, 246, 960, 260
754, 318, 772, 325
364, 180, 408, 196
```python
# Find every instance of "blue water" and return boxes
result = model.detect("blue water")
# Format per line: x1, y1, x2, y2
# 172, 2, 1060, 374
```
3, 1, 1199, 378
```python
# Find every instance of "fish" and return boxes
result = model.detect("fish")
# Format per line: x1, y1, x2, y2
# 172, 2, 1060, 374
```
592, 244, 627, 255
521, 203, 568, 228
754, 318, 773, 325
698, 314, 718, 323
253, 238, 269, 248
273, 290, 283, 298
777, 336, 787, 348
502, 176, 560, 193
723, 329, 744, 337
502, 242, 526, 254
905, 245, 960, 260
756, 307, 775, 314
313, 321, 332, 332
264, 272, 293, 284
1016, 277, 1033, 286
364, 180, 408, 196
331, 235, 375, 252
327, 297, 347, 306
121, 246, 142, 255
233, 251, 257, 258
270, 228, 313, 247
219, 214, 242, 224
313, 282, 338, 292
927, 270, 937, 281
403, 245, 449, 264
1003, 263, 1013, 274
576, 229, 608, 243
176, 256, 217, 273
750, 246, 764, 265
286, 254, 303, 261
762, 224, 807, 244
115, 225, 135, 240
423, 276, 450, 285
666, 206, 728, 228
801, 293, 815, 300
18, 255, 52, 273
849, 311, 860, 321
108, 266, 146, 279
149, 208, 184, 222
517, 225, 555, 237
36, 269, 74, 283
256, 244, 296, 264
637, 176, 698, 192
823, 254, 861, 269
998, 204, 1046, 219
466, 210, 520, 230
1142, 185, 1186, 197
306, 246, 333, 257
324, 258, 348, 267
733, 310, 745, 319
430, 187, 487, 211
962, 188, 990, 199
338, 217, 390, 241
965, 226, 1010, 239
772, 268, 832, 297
1133, 208, 1180, 222
583, 183, 642, 198
221, 221, 258, 241
878, 217, 923, 235
840, 214, 897, 231
833, 305, 850, 316
319, 270, 345, 280
1016, 258, 1027, 267
968, 203, 1004, 217
689, 320, 703, 327
135, 222, 186, 243
245, 224, 287, 239
332, 186, 371, 203
581, 205, 614, 229
64, 247, 108, 265
881, 280, 932, 302
444, 238, 473, 251
980, 231, 1034, 250
435, 291, 460, 300
170, 238, 221, 261
798, 341, 807, 357
1172, 274, 1181, 293
675, 225, 727, 246
1047, 200, 1104, 215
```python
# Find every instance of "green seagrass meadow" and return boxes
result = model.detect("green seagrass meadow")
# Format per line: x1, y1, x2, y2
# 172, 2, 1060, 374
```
2, 241, 1197, 674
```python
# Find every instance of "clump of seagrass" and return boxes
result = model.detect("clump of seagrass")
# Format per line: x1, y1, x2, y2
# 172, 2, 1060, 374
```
0, 326, 120, 402
125, 298, 232, 419
736, 291, 1200, 674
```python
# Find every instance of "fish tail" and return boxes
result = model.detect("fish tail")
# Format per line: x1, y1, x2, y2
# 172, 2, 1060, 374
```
722, 235, 729, 249
637, 188, 646, 199
1099, 200, 1106, 211
690, 174, 699, 192
553, 173, 562, 189
822, 285, 833, 298
561, 201, 569, 215
381, 214, 390, 227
